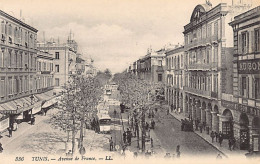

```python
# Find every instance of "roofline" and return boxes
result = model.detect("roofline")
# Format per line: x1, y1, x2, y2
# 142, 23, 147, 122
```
0, 10, 38, 33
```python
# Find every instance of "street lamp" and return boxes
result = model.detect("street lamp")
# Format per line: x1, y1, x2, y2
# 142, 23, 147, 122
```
30, 94, 34, 125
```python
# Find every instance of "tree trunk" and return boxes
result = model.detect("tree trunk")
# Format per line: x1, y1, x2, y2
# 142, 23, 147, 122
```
71, 128, 76, 155
79, 119, 84, 150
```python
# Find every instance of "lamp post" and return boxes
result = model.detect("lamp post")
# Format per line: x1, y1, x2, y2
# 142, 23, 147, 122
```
30, 94, 34, 125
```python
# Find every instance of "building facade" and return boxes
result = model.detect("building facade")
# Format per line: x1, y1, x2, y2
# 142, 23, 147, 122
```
165, 45, 185, 113
136, 48, 166, 83
0, 9, 39, 132
37, 39, 77, 88
229, 6, 260, 151
182, 2, 251, 147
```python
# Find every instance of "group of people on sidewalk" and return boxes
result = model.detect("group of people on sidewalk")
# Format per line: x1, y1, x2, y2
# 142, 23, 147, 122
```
210, 131, 236, 151
123, 128, 133, 146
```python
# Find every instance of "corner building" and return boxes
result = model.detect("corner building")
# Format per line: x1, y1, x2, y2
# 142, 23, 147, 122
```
229, 6, 260, 151
0, 10, 38, 132
183, 2, 251, 143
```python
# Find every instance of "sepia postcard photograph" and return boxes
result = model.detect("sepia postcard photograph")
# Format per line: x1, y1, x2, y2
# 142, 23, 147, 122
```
0, 0, 260, 163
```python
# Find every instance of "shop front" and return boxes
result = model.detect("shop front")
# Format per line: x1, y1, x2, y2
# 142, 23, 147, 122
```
0, 95, 39, 126
0, 114, 9, 133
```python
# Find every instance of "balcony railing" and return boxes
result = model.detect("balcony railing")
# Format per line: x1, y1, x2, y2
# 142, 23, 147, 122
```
184, 86, 211, 97
187, 62, 218, 70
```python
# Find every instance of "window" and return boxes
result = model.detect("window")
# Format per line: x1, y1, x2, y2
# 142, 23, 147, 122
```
222, 121, 232, 136
20, 77, 23, 92
39, 62, 41, 71
242, 77, 247, 97
55, 52, 60, 59
213, 75, 218, 92
255, 29, 260, 52
30, 54, 33, 67
255, 78, 260, 99
206, 48, 210, 64
0, 78, 5, 97
158, 74, 162, 82
213, 46, 218, 63
207, 24, 212, 37
15, 52, 17, 68
242, 32, 249, 54
8, 77, 12, 95
0, 50, 3, 67
43, 62, 46, 71
8, 51, 11, 67
214, 22, 218, 37
55, 78, 60, 86
158, 60, 162, 66
55, 65, 59, 72
20, 53, 23, 68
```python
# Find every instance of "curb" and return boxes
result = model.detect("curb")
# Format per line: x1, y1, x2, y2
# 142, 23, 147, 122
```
169, 112, 228, 158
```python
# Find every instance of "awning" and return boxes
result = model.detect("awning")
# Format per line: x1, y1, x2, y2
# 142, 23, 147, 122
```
35, 90, 54, 101
42, 98, 57, 108
0, 96, 40, 115
31, 101, 42, 114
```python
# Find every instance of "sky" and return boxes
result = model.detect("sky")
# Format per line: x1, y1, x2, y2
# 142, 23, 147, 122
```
0, 0, 259, 73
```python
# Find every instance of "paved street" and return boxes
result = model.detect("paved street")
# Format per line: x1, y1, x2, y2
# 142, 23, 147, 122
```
152, 108, 221, 158
106, 91, 222, 159
1, 108, 110, 156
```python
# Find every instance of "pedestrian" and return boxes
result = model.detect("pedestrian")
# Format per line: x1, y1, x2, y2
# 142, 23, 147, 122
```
202, 121, 206, 131
171, 104, 174, 112
215, 131, 219, 142
195, 119, 199, 130
145, 122, 149, 130
219, 132, 223, 147
151, 138, 153, 148
232, 137, 236, 150
176, 145, 181, 158
0, 142, 3, 153
167, 108, 169, 115
151, 119, 155, 129
228, 138, 232, 151
8, 126, 12, 137
216, 153, 222, 159
128, 130, 132, 146
199, 122, 203, 133
210, 131, 215, 143
109, 137, 114, 151
123, 131, 127, 143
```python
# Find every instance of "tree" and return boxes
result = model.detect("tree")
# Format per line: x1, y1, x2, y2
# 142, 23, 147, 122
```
113, 72, 164, 151
50, 75, 102, 155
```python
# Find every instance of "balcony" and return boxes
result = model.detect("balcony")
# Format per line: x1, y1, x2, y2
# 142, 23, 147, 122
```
184, 86, 211, 98
187, 62, 218, 71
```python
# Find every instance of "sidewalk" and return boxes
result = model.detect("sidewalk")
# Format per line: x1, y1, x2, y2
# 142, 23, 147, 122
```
0, 112, 47, 148
165, 105, 248, 159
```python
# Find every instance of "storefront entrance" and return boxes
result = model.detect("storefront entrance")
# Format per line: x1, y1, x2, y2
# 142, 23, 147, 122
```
240, 113, 250, 150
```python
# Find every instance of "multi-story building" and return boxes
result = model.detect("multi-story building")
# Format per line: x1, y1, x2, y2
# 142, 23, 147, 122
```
0, 9, 40, 132
76, 54, 85, 75
84, 57, 97, 77
136, 48, 166, 83
36, 50, 54, 92
165, 45, 185, 113
37, 38, 77, 88
229, 6, 260, 151
182, 2, 251, 144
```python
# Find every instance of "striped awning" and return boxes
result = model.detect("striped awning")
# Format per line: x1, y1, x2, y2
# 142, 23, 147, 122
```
0, 95, 40, 114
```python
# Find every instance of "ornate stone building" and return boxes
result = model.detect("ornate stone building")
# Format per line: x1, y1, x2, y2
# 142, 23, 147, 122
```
229, 6, 260, 151
182, 2, 251, 144
0, 9, 39, 132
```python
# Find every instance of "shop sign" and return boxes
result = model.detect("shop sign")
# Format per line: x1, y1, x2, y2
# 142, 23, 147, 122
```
238, 104, 247, 112
238, 59, 260, 74
221, 100, 236, 110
